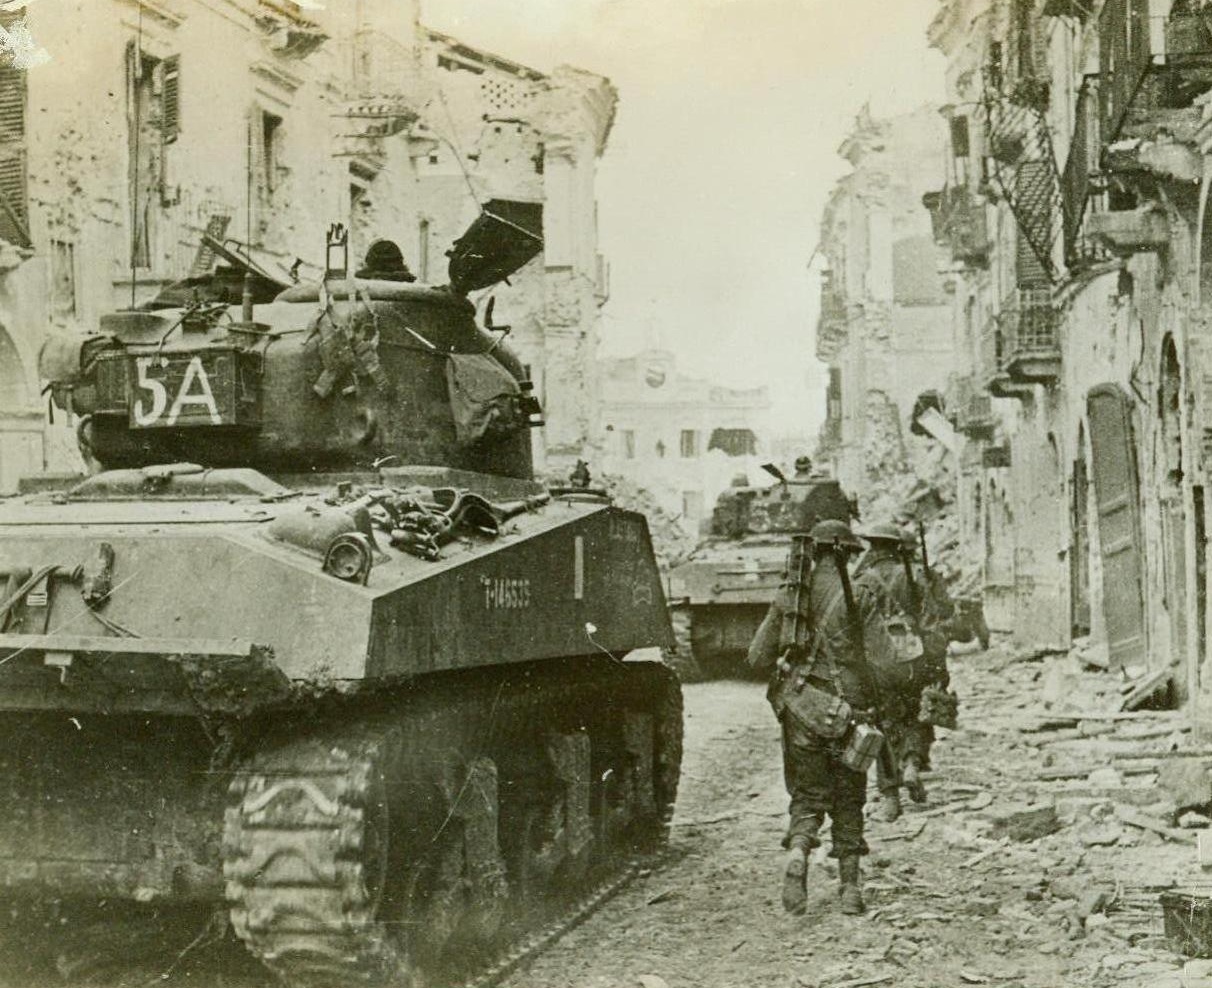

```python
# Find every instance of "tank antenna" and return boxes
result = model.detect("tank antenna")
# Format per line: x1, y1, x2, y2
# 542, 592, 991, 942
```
242, 110, 254, 322
129, 1, 143, 310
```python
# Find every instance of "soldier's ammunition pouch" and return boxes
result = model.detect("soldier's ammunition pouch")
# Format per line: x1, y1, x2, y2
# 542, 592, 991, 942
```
918, 682, 959, 729
773, 666, 853, 739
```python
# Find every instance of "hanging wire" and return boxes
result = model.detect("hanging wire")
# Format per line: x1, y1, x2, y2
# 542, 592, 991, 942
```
434, 88, 484, 213
129, 0, 143, 309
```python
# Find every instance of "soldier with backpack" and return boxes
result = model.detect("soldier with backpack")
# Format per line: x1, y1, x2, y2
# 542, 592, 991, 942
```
854, 523, 957, 821
747, 519, 894, 917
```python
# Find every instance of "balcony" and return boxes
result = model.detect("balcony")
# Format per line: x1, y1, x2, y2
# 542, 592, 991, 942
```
955, 385, 996, 441
980, 314, 1030, 400
816, 270, 848, 361
924, 185, 989, 267
1000, 288, 1062, 385
1061, 74, 1107, 269
1100, 3, 1212, 151
982, 72, 1062, 282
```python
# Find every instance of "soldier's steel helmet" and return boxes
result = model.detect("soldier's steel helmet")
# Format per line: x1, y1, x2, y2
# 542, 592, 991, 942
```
808, 518, 864, 550
860, 522, 903, 545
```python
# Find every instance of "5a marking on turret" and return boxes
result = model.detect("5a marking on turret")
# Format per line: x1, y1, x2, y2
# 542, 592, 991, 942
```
130, 353, 232, 428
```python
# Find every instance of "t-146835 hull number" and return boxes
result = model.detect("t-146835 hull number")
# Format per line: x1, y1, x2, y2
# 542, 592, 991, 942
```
481, 576, 532, 610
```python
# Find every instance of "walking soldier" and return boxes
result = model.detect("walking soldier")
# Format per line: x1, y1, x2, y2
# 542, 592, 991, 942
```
748, 519, 893, 916
853, 522, 957, 821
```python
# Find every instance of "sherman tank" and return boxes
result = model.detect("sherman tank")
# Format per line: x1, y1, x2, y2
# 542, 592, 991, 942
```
1, 217, 681, 986
663, 463, 854, 680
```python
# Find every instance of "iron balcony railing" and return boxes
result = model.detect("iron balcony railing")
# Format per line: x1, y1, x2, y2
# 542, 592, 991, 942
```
1100, 0, 1150, 146
1000, 287, 1060, 361
959, 392, 994, 433
927, 185, 990, 266
982, 68, 1063, 282
1061, 74, 1104, 267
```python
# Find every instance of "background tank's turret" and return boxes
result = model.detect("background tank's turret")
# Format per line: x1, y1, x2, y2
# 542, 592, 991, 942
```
38, 208, 544, 481
707, 462, 855, 539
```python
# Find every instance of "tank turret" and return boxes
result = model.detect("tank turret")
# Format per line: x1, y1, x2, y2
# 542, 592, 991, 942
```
40, 219, 542, 480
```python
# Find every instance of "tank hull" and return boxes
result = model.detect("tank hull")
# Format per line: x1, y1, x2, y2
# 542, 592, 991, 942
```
0, 475, 682, 985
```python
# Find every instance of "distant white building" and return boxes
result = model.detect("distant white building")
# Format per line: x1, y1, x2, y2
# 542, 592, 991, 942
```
596, 348, 773, 533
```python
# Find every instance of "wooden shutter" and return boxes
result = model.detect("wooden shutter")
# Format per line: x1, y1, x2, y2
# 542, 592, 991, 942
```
0, 61, 27, 247
1087, 384, 1147, 669
162, 55, 180, 143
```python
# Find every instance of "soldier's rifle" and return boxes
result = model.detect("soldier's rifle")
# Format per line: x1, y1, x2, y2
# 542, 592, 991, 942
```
832, 539, 882, 722
832, 539, 893, 777
777, 534, 813, 671
918, 520, 933, 582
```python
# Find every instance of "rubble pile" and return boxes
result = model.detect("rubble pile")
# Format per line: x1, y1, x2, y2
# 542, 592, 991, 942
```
852, 424, 977, 587
492, 637, 1212, 988
546, 469, 697, 570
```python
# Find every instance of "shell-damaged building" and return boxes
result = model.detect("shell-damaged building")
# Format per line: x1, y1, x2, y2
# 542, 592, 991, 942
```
917, 0, 1212, 715
0, 0, 615, 489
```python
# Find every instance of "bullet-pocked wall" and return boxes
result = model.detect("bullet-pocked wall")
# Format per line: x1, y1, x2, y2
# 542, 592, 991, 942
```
814, 107, 957, 517
0, 2, 615, 490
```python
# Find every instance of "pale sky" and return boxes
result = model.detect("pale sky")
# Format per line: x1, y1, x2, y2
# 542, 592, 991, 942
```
423, 0, 946, 437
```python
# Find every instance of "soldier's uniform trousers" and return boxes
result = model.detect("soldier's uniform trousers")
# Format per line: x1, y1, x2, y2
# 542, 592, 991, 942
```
781, 713, 869, 858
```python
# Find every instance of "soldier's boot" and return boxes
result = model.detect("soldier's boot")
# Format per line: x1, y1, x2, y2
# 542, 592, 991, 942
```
903, 758, 927, 804
781, 838, 810, 915
877, 788, 901, 823
838, 855, 865, 915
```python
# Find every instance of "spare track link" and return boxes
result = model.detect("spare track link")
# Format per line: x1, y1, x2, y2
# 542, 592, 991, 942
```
223, 660, 683, 988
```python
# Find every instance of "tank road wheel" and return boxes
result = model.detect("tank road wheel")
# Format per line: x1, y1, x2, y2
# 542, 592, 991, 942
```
498, 730, 594, 913
641, 659, 684, 825
662, 602, 706, 683
600, 661, 683, 839
401, 756, 509, 971
223, 731, 509, 988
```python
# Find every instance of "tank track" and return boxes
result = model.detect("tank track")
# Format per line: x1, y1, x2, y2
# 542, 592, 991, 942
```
662, 603, 705, 683
223, 660, 681, 988
223, 724, 404, 988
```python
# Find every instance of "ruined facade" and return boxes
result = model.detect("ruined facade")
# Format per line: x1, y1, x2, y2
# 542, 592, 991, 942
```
924, 0, 1212, 710
814, 107, 956, 521
418, 31, 616, 472
0, 0, 613, 489
596, 348, 772, 533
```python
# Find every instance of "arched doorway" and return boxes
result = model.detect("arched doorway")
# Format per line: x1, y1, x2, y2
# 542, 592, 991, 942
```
0, 325, 42, 493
